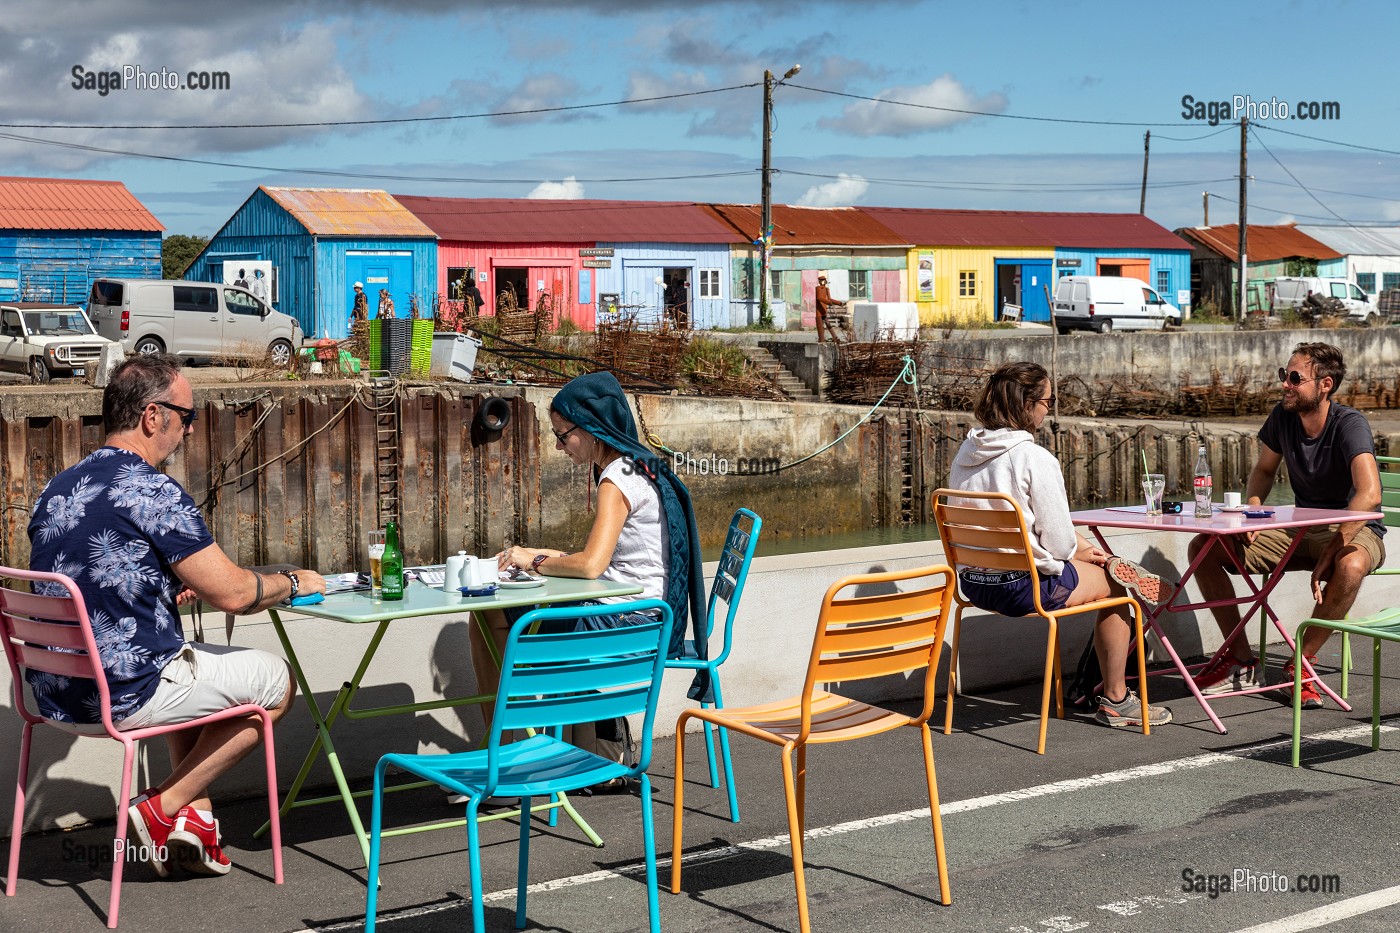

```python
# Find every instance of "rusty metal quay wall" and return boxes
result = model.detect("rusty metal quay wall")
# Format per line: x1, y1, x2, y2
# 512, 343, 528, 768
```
0, 381, 542, 572
5, 381, 1400, 571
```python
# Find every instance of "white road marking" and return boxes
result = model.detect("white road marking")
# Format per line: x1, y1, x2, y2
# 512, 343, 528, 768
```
303, 722, 1392, 932
1227, 884, 1400, 933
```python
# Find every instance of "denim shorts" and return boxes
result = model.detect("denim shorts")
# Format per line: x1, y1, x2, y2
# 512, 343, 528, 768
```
958, 563, 1079, 617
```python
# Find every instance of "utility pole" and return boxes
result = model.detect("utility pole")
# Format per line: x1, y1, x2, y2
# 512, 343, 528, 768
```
1203, 191, 1209, 226
759, 64, 799, 330
1237, 118, 1248, 321
1139, 130, 1150, 214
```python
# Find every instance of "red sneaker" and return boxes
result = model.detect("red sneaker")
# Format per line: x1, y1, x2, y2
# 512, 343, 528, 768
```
168, 808, 232, 876
1280, 657, 1324, 710
126, 789, 175, 878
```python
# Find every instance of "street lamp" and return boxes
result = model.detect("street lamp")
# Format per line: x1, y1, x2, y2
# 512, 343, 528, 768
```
759, 63, 800, 329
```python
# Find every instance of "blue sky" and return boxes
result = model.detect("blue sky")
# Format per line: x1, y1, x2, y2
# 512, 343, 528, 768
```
4, 0, 1398, 237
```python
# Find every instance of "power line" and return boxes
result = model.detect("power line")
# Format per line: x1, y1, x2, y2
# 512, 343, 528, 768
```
0, 131, 755, 185
1248, 125, 1350, 225
0, 84, 759, 131
781, 169, 1236, 194
1252, 122, 1400, 157
785, 82, 1224, 128
1202, 191, 1393, 225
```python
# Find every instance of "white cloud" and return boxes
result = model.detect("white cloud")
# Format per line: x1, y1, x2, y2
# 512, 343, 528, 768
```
526, 176, 585, 199
818, 74, 1009, 137
796, 173, 868, 207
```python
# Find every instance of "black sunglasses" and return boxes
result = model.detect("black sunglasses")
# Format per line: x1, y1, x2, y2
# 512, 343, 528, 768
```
154, 400, 198, 428
552, 425, 580, 443
1036, 395, 1057, 406
1278, 368, 1316, 386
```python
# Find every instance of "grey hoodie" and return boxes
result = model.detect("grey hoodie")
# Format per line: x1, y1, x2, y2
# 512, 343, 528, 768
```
948, 426, 1076, 577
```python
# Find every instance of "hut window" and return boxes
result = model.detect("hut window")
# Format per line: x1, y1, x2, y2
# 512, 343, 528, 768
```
1357, 273, 1376, 294
1156, 270, 1171, 294
958, 270, 977, 298
698, 268, 721, 299
848, 270, 869, 300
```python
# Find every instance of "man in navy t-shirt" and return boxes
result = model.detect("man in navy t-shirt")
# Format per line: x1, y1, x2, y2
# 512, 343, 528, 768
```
28, 355, 326, 878
1189, 342, 1385, 708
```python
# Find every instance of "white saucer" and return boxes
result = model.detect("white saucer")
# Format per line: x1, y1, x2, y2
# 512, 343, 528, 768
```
1218, 505, 1250, 513
497, 576, 545, 589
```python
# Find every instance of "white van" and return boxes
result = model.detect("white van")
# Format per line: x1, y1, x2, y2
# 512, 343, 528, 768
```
1052, 275, 1182, 334
88, 278, 303, 365
1271, 277, 1380, 325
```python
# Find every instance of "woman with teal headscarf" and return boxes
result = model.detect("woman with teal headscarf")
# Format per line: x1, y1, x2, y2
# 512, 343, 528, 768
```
470, 372, 710, 738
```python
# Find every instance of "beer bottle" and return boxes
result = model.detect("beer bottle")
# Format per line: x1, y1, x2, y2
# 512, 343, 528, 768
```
381, 520, 405, 600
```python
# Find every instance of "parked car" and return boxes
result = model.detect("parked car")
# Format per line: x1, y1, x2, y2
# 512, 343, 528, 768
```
0, 303, 116, 384
1271, 277, 1380, 325
87, 278, 302, 364
1052, 275, 1182, 334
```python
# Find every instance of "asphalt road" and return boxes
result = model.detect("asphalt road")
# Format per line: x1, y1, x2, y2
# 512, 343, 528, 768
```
7, 641, 1400, 933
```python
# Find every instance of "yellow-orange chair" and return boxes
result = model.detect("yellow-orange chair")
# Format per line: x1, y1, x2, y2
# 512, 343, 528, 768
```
670, 564, 955, 933
932, 489, 1150, 754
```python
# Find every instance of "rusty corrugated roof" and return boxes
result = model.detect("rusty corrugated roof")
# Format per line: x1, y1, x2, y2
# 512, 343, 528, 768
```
261, 187, 435, 238
1175, 224, 1342, 262
392, 196, 746, 243
0, 175, 163, 232
703, 204, 908, 246
863, 207, 1190, 250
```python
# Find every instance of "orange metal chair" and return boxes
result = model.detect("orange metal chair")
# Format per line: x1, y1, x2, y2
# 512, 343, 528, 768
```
670, 563, 955, 933
932, 489, 1151, 754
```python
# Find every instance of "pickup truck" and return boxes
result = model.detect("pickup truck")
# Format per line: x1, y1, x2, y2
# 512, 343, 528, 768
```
0, 303, 117, 383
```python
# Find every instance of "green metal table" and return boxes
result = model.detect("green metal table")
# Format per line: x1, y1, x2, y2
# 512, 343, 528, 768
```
255, 577, 643, 863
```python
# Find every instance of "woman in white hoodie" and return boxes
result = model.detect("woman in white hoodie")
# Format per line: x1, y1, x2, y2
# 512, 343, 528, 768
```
948, 361, 1171, 729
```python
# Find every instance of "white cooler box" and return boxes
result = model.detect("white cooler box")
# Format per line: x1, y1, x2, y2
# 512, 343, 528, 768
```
849, 302, 920, 340
430, 332, 481, 382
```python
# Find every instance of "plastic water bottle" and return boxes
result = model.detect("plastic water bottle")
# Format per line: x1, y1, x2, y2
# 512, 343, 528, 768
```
381, 521, 405, 600
1193, 445, 1214, 518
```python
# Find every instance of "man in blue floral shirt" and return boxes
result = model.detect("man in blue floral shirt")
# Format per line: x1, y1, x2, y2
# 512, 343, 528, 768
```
28, 354, 325, 878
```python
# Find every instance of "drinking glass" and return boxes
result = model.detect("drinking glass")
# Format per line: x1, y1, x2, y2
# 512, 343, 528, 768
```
1142, 473, 1166, 516
367, 529, 386, 597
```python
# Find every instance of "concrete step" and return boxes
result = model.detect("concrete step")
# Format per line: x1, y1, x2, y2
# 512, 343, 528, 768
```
740, 346, 815, 400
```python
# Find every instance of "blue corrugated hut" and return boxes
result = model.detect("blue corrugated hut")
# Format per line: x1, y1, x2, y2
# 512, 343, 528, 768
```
0, 176, 163, 304
186, 187, 437, 339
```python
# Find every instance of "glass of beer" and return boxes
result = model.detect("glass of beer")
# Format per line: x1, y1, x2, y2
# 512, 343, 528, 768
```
367, 529, 386, 597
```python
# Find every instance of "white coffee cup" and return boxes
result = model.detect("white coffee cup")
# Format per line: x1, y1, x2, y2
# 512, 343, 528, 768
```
1223, 491, 1242, 508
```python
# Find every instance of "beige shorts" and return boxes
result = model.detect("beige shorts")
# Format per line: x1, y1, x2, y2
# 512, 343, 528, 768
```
1230, 524, 1386, 576
117, 642, 291, 731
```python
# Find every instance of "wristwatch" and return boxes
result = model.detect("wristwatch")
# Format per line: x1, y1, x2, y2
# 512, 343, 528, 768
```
531, 554, 550, 572
278, 570, 300, 599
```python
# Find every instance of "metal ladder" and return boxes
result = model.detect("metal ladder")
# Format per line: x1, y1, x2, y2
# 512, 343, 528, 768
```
369, 373, 401, 528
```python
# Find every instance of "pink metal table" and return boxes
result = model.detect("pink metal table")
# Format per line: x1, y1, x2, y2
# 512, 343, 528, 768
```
1070, 505, 1383, 733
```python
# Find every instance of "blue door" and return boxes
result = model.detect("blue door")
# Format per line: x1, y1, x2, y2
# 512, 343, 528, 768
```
345, 252, 414, 330
995, 259, 1053, 323
1020, 261, 1052, 322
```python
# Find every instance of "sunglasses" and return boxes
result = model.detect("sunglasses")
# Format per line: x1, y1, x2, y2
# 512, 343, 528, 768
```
552, 425, 580, 443
1278, 368, 1316, 387
154, 400, 198, 429
1035, 395, 1057, 406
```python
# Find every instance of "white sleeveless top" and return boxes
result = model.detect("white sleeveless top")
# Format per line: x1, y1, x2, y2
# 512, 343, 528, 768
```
597, 456, 669, 604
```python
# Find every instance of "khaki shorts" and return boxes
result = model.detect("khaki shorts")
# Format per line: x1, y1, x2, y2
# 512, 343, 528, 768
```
117, 642, 291, 731
1230, 524, 1386, 576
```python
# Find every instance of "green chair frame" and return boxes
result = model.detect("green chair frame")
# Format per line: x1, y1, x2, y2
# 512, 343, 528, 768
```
1292, 608, 1400, 767
1341, 454, 1400, 698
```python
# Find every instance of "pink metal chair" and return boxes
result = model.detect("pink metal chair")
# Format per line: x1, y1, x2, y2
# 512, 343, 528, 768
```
1, 567, 284, 928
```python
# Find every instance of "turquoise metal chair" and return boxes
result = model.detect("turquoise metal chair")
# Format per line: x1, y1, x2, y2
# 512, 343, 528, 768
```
666, 507, 762, 823
1292, 607, 1400, 767
365, 599, 672, 933
1340, 455, 1400, 698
